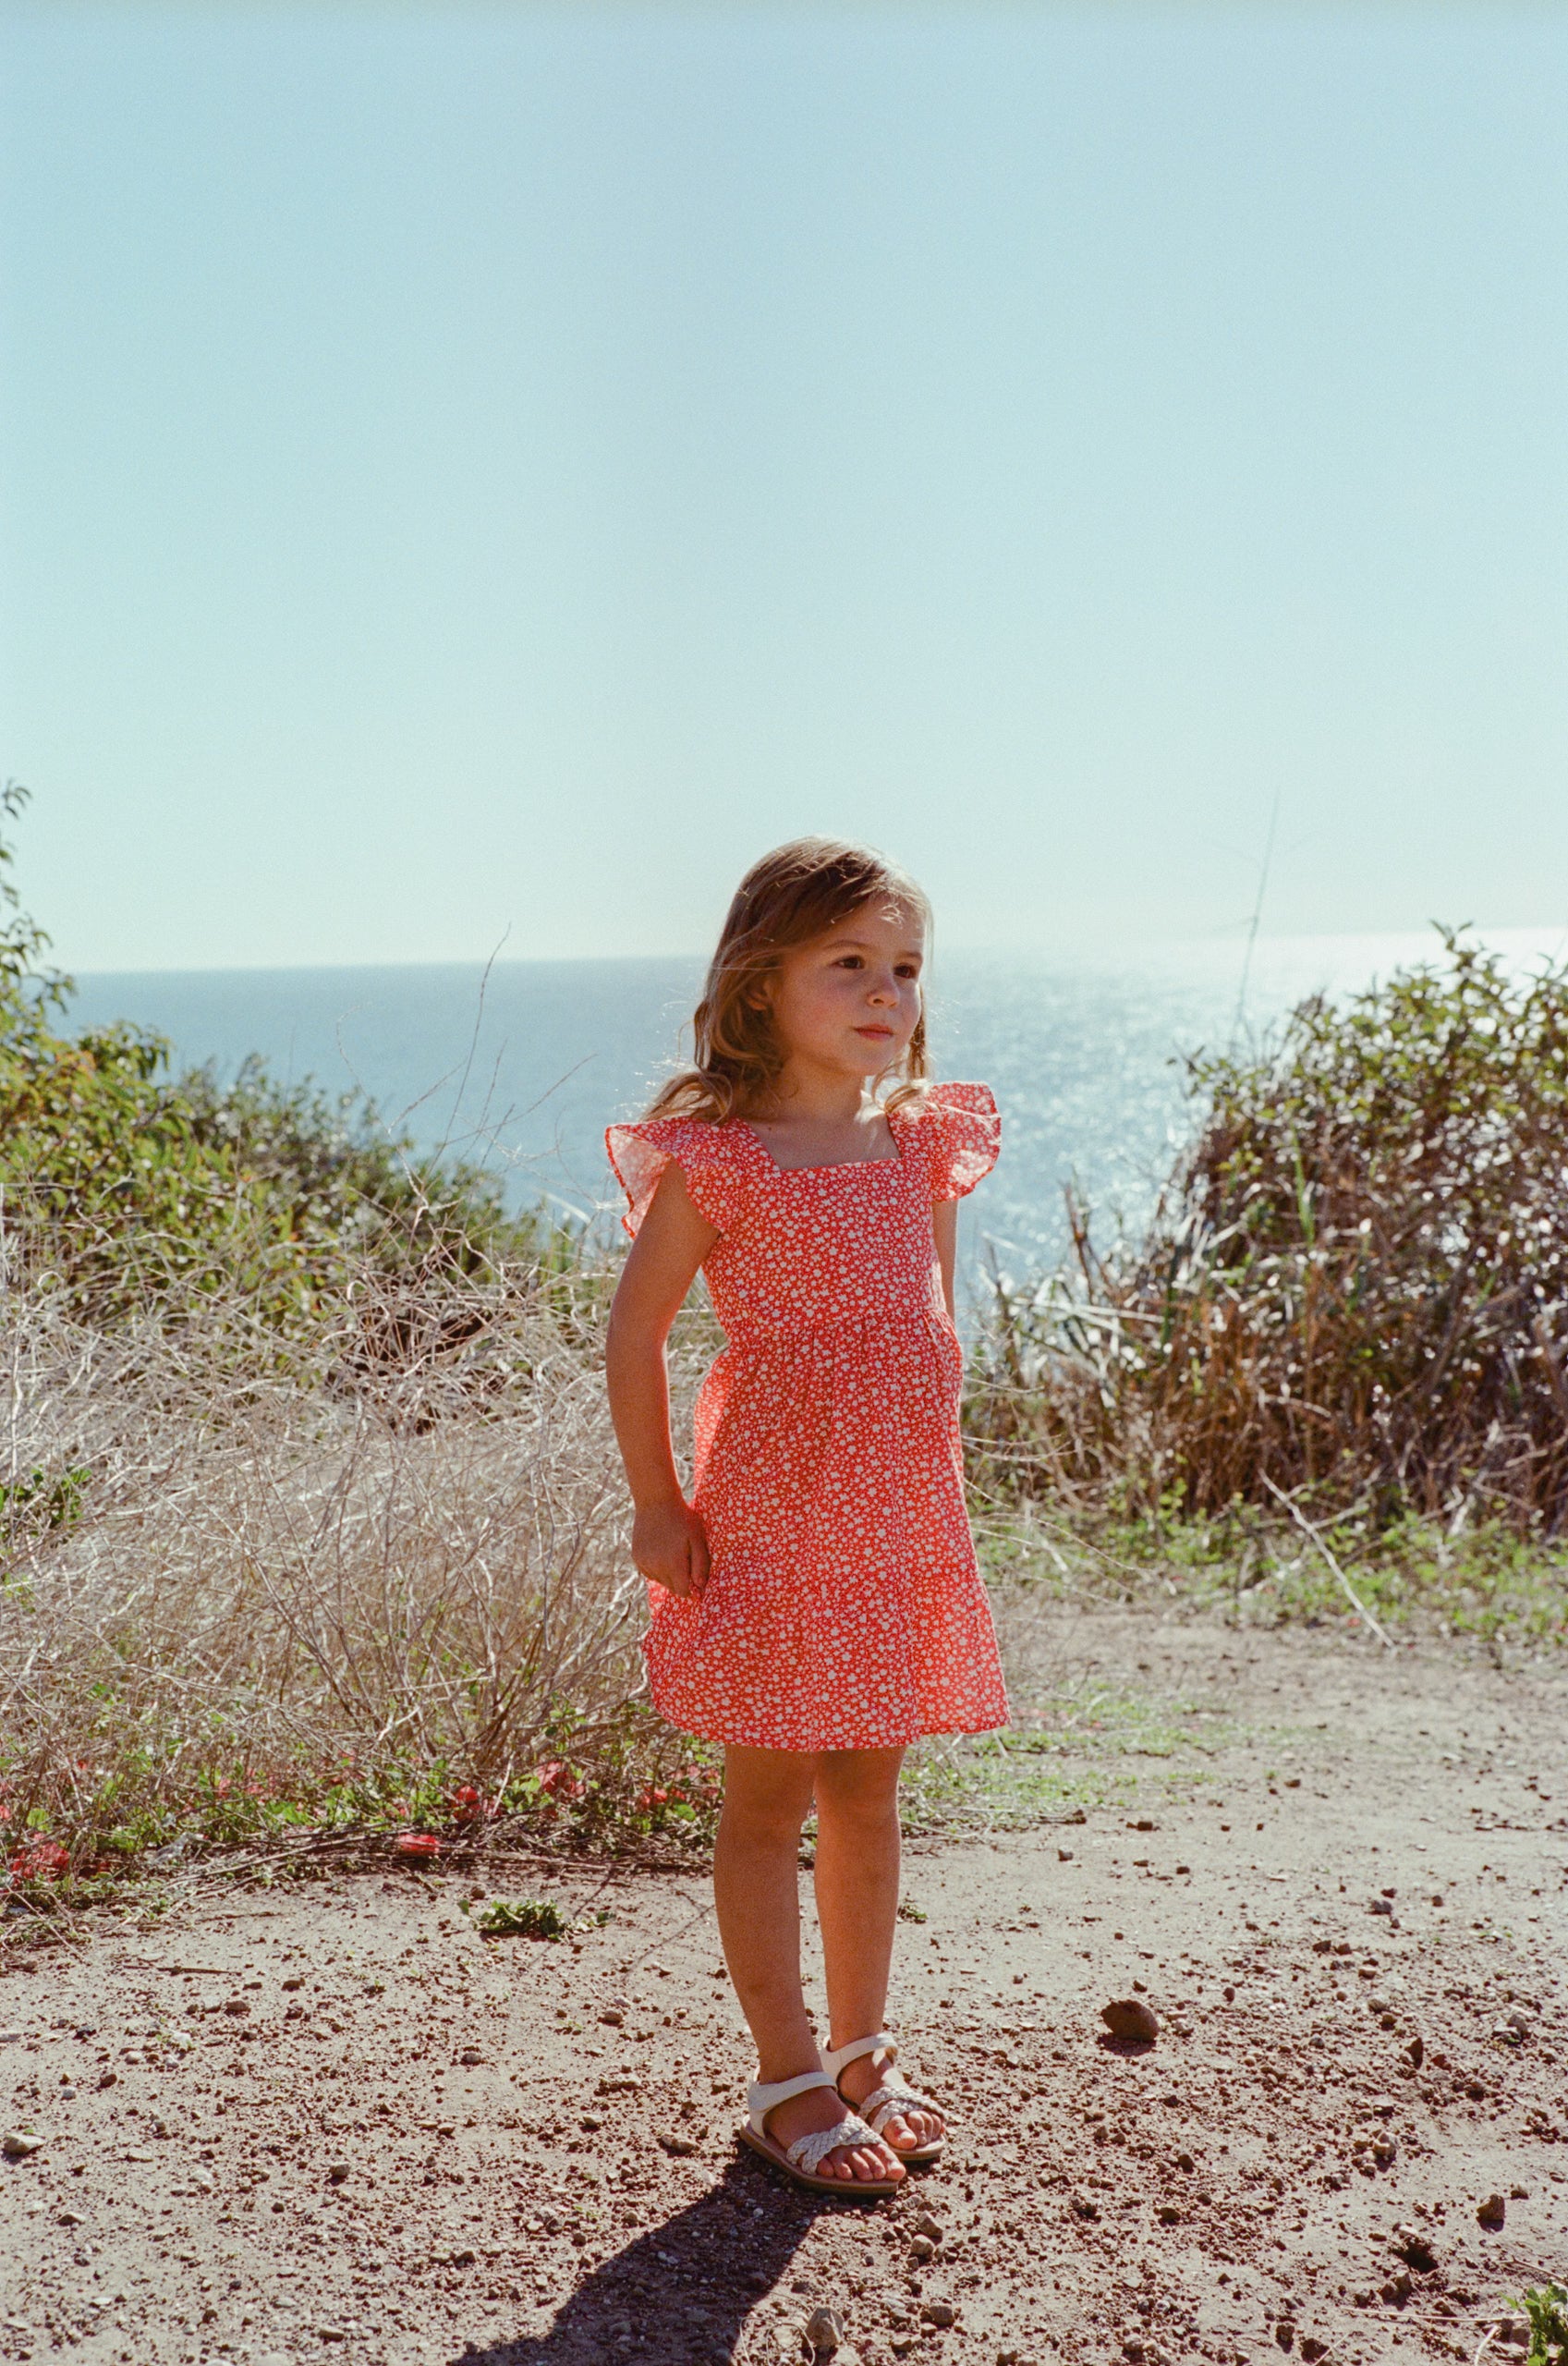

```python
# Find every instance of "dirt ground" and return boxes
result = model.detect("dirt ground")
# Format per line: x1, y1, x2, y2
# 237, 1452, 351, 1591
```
2, 1604, 1565, 2366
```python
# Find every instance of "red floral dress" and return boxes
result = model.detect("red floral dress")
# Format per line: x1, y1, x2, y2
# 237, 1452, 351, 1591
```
605, 1082, 1010, 1751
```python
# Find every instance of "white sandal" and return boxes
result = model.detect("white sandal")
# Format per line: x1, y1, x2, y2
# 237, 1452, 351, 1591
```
737, 2067, 903, 2198
821, 2031, 945, 2164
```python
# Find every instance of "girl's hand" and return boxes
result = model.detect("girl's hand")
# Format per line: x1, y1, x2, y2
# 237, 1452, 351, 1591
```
632, 1500, 711, 1599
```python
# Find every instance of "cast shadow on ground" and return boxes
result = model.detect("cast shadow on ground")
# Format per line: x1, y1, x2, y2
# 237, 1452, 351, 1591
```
462, 2151, 884, 2365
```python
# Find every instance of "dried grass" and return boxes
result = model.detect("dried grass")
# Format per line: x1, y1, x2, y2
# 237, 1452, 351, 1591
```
0, 1238, 693, 1864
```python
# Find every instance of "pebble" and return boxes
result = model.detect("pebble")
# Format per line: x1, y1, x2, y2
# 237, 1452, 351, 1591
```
1101, 1997, 1161, 2043
911, 2210, 943, 2240
919, 2299, 957, 2328
909, 2236, 935, 2262
805, 2306, 844, 2351
1392, 2224, 1439, 2273
1, 2133, 42, 2159
1476, 2193, 1506, 2229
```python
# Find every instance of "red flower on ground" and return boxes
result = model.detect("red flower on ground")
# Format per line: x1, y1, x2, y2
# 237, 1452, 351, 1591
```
7, 1839, 70, 1883
449, 1785, 498, 1823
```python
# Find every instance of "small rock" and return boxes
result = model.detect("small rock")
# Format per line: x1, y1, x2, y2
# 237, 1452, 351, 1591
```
1404, 2035, 1425, 2069
326, 2164, 349, 2185
919, 2299, 957, 2329
1057, 1848, 1075, 1862
223, 1998, 251, 2017
1101, 1997, 1160, 2044
1509, 2183, 1528, 2200
1, 2133, 42, 2159
1300, 2340, 1329, 2361
658, 2131, 699, 2157
1381, 2270, 1414, 2305
909, 2236, 935, 2262
1176, 2151, 1196, 2173
911, 2210, 943, 2240
599, 2009, 624, 2028
55, 2209, 84, 2226
1070, 2195, 1100, 2221
458, 2048, 485, 2067
1368, 1898, 1394, 1918
805, 2306, 843, 2351
1476, 2192, 1506, 2229
1273, 2325, 1295, 2354
1130, 1818, 1158, 1832
1392, 2224, 1439, 2274
1156, 2202, 1182, 2226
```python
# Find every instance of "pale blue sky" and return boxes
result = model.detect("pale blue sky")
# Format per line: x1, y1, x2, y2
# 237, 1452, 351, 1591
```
3, 3, 1566, 971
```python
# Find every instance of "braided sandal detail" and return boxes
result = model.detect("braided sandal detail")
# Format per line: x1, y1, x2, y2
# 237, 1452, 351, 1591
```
821, 2031, 945, 2164
737, 2067, 903, 2197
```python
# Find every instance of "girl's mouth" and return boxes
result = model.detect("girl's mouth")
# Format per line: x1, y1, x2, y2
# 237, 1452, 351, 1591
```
855, 1025, 895, 1041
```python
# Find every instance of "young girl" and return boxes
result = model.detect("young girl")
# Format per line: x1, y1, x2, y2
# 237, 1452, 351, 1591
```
605, 837, 1007, 2197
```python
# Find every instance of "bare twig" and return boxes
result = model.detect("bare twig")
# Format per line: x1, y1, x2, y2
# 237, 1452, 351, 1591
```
1261, 1477, 1396, 1651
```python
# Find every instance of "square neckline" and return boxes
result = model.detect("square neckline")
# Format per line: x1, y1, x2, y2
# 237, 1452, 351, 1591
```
731, 1114, 906, 1177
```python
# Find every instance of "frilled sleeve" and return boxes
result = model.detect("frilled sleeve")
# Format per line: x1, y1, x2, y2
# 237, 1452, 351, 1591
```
604, 1118, 738, 1239
918, 1081, 1001, 1201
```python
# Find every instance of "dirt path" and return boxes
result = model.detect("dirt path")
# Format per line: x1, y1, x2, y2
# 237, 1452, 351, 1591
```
2, 1608, 1565, 2366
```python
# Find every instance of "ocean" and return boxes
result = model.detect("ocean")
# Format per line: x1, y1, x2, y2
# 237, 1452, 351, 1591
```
69, 928, 1567, 1283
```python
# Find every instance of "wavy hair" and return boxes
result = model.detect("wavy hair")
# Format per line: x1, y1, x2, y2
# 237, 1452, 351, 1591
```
646, 837, 932, 1125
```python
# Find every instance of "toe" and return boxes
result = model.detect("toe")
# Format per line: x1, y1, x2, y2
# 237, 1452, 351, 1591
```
881, 2112, 915, 2150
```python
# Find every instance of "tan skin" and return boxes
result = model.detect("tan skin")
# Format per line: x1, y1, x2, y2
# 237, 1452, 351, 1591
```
605, 900, 956, 2185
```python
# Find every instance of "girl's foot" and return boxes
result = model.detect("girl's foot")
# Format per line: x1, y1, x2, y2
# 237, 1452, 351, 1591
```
833, 2039, 945, 2158
762, 2080, 906, 2186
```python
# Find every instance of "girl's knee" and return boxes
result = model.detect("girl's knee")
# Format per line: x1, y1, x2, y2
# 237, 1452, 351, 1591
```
719, 1762, 815, 1845
813, 1752, 903, 1828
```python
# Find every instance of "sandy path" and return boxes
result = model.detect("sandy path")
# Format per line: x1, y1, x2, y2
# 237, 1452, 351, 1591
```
2, 1608, 1565, 2366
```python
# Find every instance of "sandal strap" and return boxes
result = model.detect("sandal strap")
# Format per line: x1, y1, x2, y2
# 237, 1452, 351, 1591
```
859, 2079, 937, 2135
747, 2067, 835, 2132
820, 2029, 897, 2078
785, 2110, 881, 2177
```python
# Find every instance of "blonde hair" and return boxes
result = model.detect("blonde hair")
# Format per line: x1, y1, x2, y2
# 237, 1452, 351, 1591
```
647, 837, 932, 1125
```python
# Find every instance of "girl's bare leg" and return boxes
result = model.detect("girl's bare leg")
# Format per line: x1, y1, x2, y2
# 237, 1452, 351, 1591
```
813, 1746, 944, 2154
714, 1745, 902, 2185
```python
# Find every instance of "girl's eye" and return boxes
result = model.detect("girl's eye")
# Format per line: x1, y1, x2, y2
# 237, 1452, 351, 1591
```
835, 956, 865, 970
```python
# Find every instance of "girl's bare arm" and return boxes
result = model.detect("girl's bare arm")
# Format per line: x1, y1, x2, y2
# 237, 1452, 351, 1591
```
932, 1197, 959, 1323
605, 1164, 720, 1600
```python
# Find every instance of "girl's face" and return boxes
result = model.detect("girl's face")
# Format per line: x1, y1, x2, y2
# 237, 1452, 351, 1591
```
767, 898, 926, 1085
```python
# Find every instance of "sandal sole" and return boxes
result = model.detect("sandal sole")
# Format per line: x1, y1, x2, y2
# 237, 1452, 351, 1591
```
735, 2121, 903, 2199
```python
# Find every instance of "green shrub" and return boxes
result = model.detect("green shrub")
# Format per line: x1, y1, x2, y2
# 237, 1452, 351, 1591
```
0, 784, 577, 1354
969, 930, 1568, 1530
